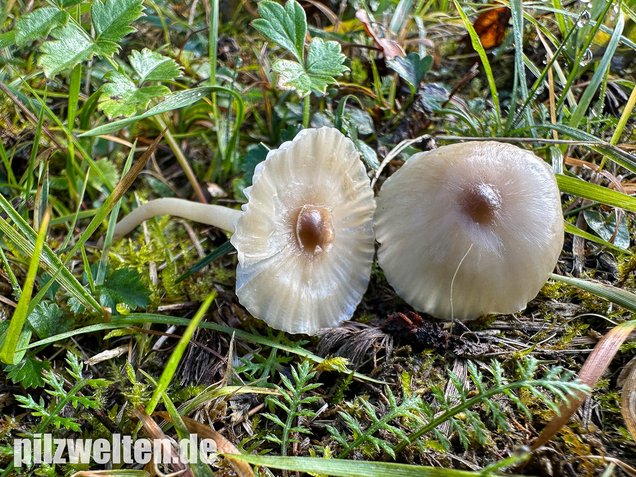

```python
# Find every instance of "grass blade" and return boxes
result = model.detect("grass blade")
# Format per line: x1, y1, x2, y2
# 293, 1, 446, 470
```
532, 319, 636, 450
22, 314, 383, 384
550, 273, 636, 314
539, 123, 636, 173
564, 222, 630, 255
0, 197, 102, 313
507, 0, 534, 133
80, 85, 244, 138
452, 0, 500, 125
146, 292, 217, 414
223, 454, 509, 477
568, 11, 624, 128
0, 209, 50, 364
556, 174, 636, 212
175, 240, 234, 283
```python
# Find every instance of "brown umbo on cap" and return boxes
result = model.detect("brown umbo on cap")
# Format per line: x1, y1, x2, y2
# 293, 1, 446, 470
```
375, 141, 564, 321
232, 127, 376, 334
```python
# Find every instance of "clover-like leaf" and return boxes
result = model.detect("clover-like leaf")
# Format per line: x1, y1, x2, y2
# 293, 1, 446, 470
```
253, 0, 306, 62
129, 48, 182, 84
387, 52, 433, 90
98, 71, 170, 118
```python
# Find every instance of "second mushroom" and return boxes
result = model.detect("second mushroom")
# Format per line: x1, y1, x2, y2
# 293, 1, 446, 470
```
374, 141, 564, 321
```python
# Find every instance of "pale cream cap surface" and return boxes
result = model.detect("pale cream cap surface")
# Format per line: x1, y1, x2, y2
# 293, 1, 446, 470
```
375, 141, 564, 321
231, 127, 376, 334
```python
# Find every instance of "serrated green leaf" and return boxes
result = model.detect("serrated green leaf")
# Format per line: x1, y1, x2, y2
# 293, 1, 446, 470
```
274, 59, 312, 95
387, 52, 433, 90
130, 48, 182, 84
88, 157, 122, 189
5, 355, 47, 388
305, 38, 348, 93
38, 22, 94, 77
253, 0, 306, 62
15, 7, 68, 46
273, 38, 348, 97
97, 268, 150, 311
28, 302, 72, 340
98, 71, 170, 118
92, 0, 144, 45
81, 85, 238, 136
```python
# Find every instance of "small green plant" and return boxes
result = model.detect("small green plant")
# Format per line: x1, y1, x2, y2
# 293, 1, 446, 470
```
328, 358, 588, 458
14, 352, 109, 432
263, 360, 322, 456
252, 0, 349, 127
69, 265, 151, 314
329, 386, 420, 459
13, 0, 144, 77
98, 48, 182, 118
237, 346, 294, 384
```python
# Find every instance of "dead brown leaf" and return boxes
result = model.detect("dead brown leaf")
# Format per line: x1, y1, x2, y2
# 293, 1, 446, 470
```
355, 9, 405, 59
473, 7, 511, 50
156, 412, 255, 477
134, 407, 193, 477
620, 356, 636, 442
531, 321, 636, 450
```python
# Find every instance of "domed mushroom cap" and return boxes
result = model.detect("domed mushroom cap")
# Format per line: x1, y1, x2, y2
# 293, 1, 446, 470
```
375, 141, 564, 321
231, 127, 376, 334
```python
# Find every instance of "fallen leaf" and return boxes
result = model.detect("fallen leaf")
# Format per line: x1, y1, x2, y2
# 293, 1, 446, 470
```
355, 9, 405, 59
619, 356, 636, 442
156, 412, 256, 477
134, 407, 193, 477
473, 7, 511, 50
531, 321, 636, 450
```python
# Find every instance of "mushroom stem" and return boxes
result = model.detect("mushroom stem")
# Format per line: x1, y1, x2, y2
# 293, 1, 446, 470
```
113, 198, 242, 239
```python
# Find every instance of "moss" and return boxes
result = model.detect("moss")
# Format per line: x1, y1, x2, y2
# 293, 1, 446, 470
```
169, 384, 207, 403
540, 280, 575, 301
558, 427, 598, 477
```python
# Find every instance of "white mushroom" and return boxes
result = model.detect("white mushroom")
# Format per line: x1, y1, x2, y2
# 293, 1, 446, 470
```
114, 127, 376, 334
374, 141, 564, 321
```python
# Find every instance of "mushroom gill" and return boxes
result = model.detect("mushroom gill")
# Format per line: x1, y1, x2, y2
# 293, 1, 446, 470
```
232, 127, 376, 334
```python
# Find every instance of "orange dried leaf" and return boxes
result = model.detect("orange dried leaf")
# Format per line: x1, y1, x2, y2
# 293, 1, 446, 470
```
156, 412, 256, 477
620, 357, 636, 442
473, 7, 511, 50
355, 9, 405, 59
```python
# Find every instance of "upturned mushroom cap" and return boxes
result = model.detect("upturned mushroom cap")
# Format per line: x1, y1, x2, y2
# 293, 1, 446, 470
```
231, 127, 376, 334
375, 141, 564, 321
